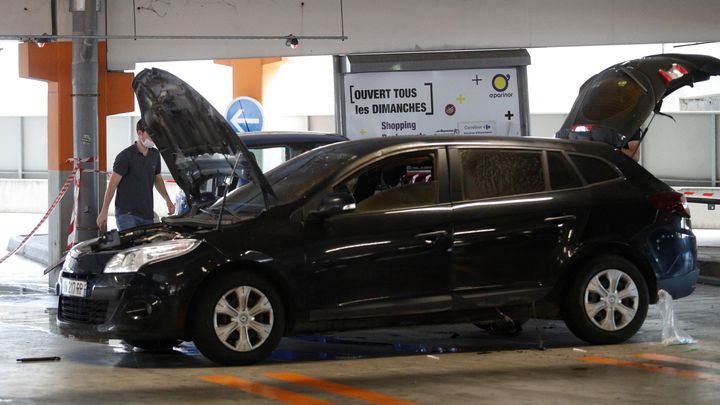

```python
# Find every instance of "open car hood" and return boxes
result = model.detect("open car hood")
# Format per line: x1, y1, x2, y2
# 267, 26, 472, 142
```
557, 53, 720, 147
132, 68, 275, 207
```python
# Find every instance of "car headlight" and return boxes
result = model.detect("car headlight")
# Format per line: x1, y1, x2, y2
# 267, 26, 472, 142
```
104, 239, 200, 273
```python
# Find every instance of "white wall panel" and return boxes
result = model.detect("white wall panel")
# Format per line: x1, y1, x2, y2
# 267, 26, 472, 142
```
105, 116, 134, 171
0, 179, 48, 212
642, 114, 715, 181
22, 117, 48, 173
528, 114, 565, 139
0, 118, 21, 174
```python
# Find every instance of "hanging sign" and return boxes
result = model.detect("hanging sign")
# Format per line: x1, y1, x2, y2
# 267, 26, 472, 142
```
344, 68, 521, 139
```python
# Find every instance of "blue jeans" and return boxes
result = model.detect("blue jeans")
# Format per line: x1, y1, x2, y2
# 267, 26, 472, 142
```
116, 213, 154, 231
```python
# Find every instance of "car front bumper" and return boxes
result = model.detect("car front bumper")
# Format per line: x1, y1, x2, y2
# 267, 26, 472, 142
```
57, 272, 187, 341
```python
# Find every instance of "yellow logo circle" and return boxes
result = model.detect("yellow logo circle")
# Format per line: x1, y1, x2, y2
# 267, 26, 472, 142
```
492, 74, 509, 92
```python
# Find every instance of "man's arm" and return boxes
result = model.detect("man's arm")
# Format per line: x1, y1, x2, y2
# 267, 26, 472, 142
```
154, 174, 175, 215
623, 140, 641, 162
97, 172, 122, 231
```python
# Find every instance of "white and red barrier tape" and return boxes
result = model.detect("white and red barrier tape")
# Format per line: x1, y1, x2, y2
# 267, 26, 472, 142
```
682, 191, 720, 198
0, 161, 79, 265
66, 156, 99, 250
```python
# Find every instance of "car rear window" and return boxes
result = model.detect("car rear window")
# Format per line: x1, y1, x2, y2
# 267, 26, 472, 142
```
547, 151, 582, 190
459, 149, 545, 200
569, 154, 621, 184
582, 70, 645, 122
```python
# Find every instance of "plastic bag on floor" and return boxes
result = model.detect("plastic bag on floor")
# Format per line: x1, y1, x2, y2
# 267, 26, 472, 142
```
657, 289, 697, 345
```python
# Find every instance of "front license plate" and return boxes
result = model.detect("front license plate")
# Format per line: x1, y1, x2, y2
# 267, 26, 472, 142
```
61, 278, 87, 298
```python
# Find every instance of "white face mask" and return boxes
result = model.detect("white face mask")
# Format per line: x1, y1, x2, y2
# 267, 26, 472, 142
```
141, 137, 155, 149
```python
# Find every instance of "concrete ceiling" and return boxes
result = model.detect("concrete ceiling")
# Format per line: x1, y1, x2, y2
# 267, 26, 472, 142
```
2, 0, 720, 70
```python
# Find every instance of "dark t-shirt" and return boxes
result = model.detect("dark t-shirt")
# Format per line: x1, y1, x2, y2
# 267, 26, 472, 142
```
113, 143, 161, 220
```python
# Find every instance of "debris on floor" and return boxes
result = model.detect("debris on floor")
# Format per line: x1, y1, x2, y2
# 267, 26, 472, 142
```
16, 356, 61, 363
657, 289, 697, 345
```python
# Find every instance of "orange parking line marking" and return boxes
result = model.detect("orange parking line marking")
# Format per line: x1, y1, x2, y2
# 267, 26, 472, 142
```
633, 353, 720, 370
267, 372, 422, 405
200, 375, 336, 405
577, 356, 720, 384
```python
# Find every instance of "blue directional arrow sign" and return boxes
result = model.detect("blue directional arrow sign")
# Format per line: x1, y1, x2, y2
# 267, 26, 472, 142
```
225, 96, 265, 133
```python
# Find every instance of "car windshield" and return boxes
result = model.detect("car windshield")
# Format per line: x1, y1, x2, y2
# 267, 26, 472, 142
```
205, 146, 357, 217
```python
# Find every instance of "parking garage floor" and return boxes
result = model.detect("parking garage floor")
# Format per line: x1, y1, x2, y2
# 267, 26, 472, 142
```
1, 214, 719, 404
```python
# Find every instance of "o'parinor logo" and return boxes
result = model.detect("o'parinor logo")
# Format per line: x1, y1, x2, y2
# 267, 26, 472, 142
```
492, 74, 510, 92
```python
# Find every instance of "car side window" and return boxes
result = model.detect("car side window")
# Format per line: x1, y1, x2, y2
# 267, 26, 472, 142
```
547, 151, 582, 190
569, 154, 621, 184
335, 153, 438, 212
249, 146, 289, 172
459, 149, 544, 200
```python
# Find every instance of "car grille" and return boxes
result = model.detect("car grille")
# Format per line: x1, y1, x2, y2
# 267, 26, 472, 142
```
59, 296, 109, 325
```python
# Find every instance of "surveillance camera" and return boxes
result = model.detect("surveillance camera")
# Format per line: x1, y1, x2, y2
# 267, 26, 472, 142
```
285, 35, 299, 49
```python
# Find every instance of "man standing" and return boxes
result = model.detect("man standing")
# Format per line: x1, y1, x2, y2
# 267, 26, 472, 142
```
97, 119, 175, 231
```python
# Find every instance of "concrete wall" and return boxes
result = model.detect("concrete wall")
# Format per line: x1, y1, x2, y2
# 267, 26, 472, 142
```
0, 176, 181, 219
0, 114, 336, 179
0, 117, 48, 178
4, 112, 720, 228
3, 113, 718, 184
0, 179, 48, 213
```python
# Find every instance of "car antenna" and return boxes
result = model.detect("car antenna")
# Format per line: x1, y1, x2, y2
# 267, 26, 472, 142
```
216, 150, 243, 231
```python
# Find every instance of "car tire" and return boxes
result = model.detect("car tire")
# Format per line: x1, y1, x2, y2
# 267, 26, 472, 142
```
190, 272, 285, 365
122, 339, 181, 352
563, 255, 649, 344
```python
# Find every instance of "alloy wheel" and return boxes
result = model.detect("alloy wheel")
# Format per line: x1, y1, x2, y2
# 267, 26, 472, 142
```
583, 269, 639, 331
213, 286, 274, 352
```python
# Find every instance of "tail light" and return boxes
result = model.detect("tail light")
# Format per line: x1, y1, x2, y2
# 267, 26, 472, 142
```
571, 124, 593, 132
658, 63, 688, 86
650, 191, 690, 217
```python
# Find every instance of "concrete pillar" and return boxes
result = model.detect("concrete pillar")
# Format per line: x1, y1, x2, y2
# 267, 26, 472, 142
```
71, 5, 101, 243
214, 58, 281, 102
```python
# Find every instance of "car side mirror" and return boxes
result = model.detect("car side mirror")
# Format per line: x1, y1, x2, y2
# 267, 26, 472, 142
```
312, 192, 356, 218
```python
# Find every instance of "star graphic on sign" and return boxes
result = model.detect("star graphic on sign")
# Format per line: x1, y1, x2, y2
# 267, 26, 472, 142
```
456, 94, 466, 104
360, 129, 367, 136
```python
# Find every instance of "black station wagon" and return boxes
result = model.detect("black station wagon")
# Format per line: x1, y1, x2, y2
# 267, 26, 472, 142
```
57, 68, 699, 365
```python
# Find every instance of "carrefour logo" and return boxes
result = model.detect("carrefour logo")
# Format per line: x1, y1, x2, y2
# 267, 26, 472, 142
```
492, 74, 510, 92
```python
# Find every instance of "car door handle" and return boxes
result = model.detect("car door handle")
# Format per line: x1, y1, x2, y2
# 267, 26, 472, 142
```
414, 230, 449, 239
544, 214, 576, 223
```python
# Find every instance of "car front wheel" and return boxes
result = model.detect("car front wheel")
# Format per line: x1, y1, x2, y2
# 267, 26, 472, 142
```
563, 255, 649, 345
190, 272, 285, 365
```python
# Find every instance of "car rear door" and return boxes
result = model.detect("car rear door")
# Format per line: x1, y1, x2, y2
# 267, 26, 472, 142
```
448, 146, 584, 310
